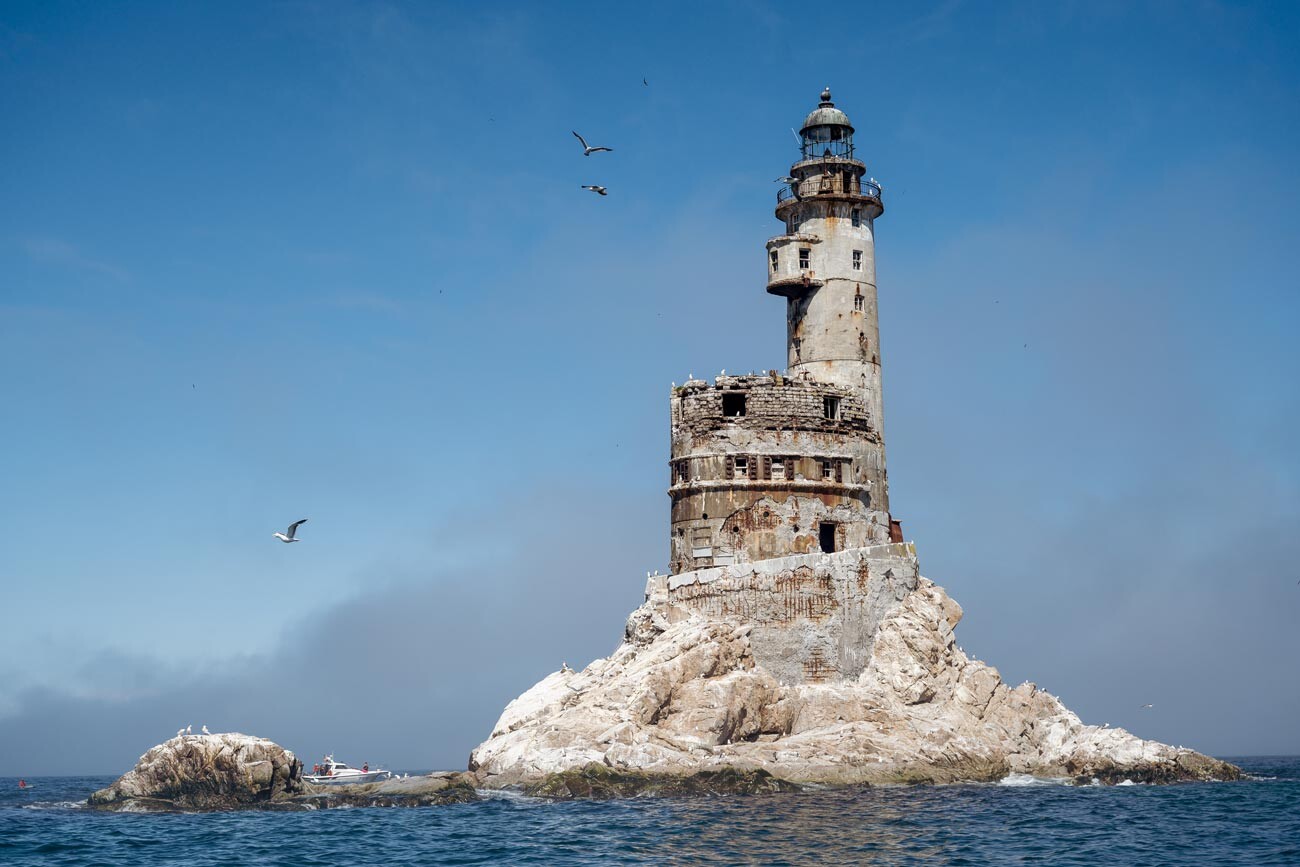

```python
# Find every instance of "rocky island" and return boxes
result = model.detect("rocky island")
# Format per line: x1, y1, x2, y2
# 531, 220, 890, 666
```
88, 733, 477, 812
469, 90, 1239, 793
469, 548, 1238, 789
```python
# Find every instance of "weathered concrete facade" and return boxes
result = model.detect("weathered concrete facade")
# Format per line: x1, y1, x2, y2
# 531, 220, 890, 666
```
644, 544, 920, 685
668, 90, 893, 575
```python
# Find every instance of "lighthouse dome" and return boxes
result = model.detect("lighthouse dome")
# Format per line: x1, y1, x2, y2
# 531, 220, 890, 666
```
800, 88, 854, 134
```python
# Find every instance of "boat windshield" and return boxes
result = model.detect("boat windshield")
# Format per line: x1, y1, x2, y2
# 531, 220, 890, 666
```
333, 764, 351, 770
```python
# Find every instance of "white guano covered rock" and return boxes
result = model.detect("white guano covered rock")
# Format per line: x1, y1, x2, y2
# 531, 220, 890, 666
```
470, 557, 1238, 789
89, 732, 303, 811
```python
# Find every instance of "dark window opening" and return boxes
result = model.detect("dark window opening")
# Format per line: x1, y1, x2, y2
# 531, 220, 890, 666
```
722, 393, 746, 417
852, 250, 862, 271
819, 522, 837, 553
733, 456, 749, 479
769, 250, 778, 271
851, 208, 861, 227
854, 294, 864, 312
798, 248, 810, 270
821, 459, 834, 480
824, 396, 841, 419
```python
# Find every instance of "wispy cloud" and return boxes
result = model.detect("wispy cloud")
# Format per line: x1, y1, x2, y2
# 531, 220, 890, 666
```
18, 236, 131, 282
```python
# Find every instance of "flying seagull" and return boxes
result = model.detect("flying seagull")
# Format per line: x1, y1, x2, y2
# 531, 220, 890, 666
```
273, 519, 308, 543
774, 176, 798, 184
572, 131, 612, 156
580, 185, 608, 196
201, 725, 210, 735
642, 77, 648, 86
1140, 703, 1154, 709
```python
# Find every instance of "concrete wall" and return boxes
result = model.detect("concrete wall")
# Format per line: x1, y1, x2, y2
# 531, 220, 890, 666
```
667, 373, 890, 574
643, 543, 921, 684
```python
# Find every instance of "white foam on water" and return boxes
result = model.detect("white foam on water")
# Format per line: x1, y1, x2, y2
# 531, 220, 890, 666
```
114, 800, 161, 813
21, 800, 86, 811
997, 773, 1070, 787
1115, 779, 1137, 786
476, 788, 545, 803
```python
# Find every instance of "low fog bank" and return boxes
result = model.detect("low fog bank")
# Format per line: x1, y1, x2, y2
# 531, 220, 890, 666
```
0, 490, 658, 776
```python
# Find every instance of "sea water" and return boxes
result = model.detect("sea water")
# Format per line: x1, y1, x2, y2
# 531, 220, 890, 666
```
2, 757, 1296, 865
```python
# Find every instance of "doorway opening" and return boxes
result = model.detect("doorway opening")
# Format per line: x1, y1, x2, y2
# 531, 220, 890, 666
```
819, 522, 837, 553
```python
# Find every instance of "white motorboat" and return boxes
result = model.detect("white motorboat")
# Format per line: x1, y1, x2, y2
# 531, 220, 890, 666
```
303, 755, 391, 785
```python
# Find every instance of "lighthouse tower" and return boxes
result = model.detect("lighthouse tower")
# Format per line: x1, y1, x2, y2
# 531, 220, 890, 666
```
768, 88, 887, 466
667, 89, 894, 575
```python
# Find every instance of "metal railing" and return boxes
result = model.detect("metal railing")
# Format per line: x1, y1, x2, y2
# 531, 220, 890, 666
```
777, 178, 882, 204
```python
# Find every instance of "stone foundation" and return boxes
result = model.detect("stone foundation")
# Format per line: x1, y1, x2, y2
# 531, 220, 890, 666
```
642, 544, 918, 684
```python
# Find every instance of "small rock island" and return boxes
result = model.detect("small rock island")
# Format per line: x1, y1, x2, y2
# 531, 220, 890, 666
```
89, 733, 477, 812
467, 89, 1238, 791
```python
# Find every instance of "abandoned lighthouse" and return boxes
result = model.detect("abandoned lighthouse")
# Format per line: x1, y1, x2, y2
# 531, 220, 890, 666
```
669, 88, 898, 576
468, 90, 1242, 788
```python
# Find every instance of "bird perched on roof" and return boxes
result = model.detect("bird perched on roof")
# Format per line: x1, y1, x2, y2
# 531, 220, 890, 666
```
572, 131, 612, 156
273, 519, 307, 543
186, 724, 192, 735
177, 728, 184, 739
201, 725, 210, 735
580, 185, 607, 196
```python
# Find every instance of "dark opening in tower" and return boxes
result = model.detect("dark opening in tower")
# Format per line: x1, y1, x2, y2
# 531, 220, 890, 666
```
819, 522, 837, 553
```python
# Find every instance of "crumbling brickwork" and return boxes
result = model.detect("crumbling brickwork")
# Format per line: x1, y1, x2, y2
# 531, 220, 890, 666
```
667, 89, 896, 576
668, 372, 890, 574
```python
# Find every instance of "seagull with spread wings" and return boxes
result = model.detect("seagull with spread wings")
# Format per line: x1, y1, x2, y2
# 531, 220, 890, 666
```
273, 519, 308, 543
572, 131, 613, 156
580, 185, 608, 196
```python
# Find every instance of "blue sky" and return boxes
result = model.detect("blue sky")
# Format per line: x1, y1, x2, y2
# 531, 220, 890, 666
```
2, 1, 1298, 774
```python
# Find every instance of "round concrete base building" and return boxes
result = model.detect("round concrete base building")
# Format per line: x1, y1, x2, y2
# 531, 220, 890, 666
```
668, 90, 898, 575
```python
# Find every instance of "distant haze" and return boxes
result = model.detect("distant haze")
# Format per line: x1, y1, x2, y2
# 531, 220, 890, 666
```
1, 2, 1297, 775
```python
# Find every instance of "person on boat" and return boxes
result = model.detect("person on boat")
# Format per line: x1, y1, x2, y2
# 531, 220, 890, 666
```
362, 763, 368, 773
18, 780, 26, 789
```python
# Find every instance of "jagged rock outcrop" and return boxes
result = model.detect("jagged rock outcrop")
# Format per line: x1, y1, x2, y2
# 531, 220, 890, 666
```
470, 554, 1240, 790
89, 733, 303, 811
292, 772, 480, 809
523, 764, 800, 799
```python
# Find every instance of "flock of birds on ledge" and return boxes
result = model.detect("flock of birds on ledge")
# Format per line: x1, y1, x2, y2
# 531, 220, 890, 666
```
175, 724, 211, 738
